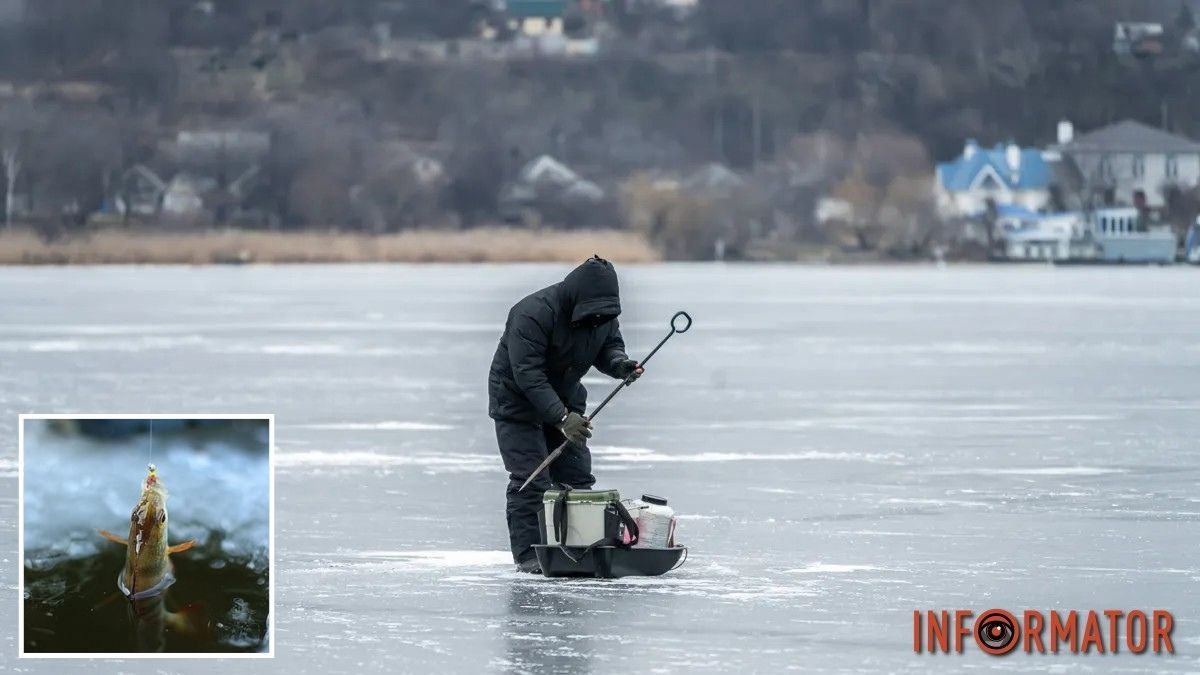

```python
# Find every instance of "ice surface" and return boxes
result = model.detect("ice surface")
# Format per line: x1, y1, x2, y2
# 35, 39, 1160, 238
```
294, 421, 455, 431
1, 264, 1199, 672
590, 445, 905, 464
784, 563, 882, 574
276, 450, 496, 471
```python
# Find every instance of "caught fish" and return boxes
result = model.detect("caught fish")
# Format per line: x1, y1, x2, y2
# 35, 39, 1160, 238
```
98, 464, 206, 651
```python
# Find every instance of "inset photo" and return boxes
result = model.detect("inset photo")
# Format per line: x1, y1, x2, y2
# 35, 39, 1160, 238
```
19, 414, 273, 657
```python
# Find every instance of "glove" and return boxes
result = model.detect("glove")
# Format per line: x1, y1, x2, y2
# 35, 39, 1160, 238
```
613, 358, 643, 382
559, 411, 592, 445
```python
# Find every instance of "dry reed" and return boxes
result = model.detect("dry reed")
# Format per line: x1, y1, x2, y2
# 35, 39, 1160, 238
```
0, 227, 660, 265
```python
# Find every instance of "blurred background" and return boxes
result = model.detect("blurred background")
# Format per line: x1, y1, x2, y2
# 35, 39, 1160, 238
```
22, 417, 270, 653
2, 0, 1200, 263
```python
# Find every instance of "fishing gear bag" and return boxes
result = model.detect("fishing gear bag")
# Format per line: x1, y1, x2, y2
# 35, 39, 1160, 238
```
541, 487, 639, 550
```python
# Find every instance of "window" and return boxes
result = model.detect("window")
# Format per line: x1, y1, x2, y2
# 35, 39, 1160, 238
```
1167, 155, 1179, 179
1100, 157, 1112, 180
1132, 154, 1145, 178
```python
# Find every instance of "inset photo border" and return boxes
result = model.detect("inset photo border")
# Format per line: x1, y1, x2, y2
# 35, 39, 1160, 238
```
18, 413, 275, 658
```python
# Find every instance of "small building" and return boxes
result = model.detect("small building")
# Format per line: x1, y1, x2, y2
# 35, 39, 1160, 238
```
161, 173, 215, 218
519, 154, 590, 190
499, 154, 605, 224
1113, 22, 1164, 56
996, 205, 1176, 264
114, 164, 168, 217
935, 140, 1052, 218
173, 130, 271, 164
814, 196, 853, 225
504, 0, 567, 36
1054, 119, 1200, 209
1089, 207, 1177, 263
682, 163, 744, 195
998, 205, 1176, 265
996, 206, 1087, 262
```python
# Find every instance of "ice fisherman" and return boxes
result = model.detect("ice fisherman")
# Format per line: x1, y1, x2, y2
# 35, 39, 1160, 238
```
488, 255, 643, 573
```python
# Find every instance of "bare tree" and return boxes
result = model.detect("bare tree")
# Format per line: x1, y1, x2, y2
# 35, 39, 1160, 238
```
0, 101, 38, 228
1, 140, 18, 228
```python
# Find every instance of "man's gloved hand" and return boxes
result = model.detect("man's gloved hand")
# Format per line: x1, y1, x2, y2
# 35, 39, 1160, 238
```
613, 358, 643, 382
559, 411, 592, 445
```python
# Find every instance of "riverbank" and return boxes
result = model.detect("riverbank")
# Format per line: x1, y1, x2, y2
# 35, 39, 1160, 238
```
0, 228, 660, 265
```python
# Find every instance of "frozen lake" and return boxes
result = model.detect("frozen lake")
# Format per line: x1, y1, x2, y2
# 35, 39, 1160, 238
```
1, 263, 1198, 672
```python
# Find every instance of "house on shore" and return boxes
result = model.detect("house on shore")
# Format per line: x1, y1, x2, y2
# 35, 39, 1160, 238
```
996, 205, 1176, 264
935, 141, 1052, 219
1113, 22, 1164, 57
995, 205, 1084, 261
499, 154, 606, 225
1053, 119, 1200, 209
504, 0, 568, 36
1088, 207, 1178, 263
99, 130, 275, 227
934, 119, 1200, 263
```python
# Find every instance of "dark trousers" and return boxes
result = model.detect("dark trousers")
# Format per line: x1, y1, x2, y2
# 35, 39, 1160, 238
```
495, 418, 595, 563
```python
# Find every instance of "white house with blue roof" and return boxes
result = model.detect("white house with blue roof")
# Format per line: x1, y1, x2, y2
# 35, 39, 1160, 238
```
935, 140, 1052, 218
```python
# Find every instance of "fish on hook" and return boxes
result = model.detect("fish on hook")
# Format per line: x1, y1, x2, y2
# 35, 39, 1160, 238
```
97, 464, 206, 650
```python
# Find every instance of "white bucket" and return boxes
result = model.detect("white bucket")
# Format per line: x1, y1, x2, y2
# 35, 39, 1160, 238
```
627, 494, 675, 548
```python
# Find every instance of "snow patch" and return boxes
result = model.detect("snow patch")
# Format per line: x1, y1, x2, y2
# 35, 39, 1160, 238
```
992, 467, 1127, 476
296, 421, 455, 431
276, 450, 493, 470
785, 563, 880, 574
883, 497, 990, 508
352, 550, 513, 568
592, 446, 903, 464
927, 466, 1127, 477
0, 335, 208, 353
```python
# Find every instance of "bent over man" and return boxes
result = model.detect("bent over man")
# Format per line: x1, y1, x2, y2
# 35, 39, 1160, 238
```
487, 255, 642, 573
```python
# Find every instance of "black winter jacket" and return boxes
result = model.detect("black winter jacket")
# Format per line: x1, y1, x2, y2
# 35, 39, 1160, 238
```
488, 256, 629, 424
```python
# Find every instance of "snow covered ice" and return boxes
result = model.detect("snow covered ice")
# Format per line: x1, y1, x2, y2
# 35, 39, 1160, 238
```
1, 264, 1198, 671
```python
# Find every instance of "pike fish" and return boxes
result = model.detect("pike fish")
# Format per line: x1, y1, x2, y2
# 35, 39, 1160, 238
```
98, 464, 205, 651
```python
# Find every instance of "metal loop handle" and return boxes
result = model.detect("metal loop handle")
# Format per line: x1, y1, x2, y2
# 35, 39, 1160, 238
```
518, 309, 693, 492
670, 311, 692, 334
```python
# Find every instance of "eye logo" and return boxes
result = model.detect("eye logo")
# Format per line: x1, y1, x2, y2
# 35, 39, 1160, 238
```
974, 609, 1018, 655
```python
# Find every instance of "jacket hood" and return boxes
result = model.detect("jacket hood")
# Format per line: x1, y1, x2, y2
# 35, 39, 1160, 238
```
560, 255, 621, 324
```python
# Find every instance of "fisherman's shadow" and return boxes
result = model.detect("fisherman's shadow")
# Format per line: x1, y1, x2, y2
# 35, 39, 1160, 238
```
503, 581, 598, 674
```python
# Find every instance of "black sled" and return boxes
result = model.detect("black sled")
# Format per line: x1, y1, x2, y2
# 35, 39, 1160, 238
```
533, 488, 687, 579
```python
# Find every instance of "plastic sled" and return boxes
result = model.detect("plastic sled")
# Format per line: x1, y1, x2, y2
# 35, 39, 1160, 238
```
532, 543, 687, 578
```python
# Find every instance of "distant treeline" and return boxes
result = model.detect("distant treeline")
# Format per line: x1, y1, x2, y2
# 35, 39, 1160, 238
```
1, 0, 1199, 259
